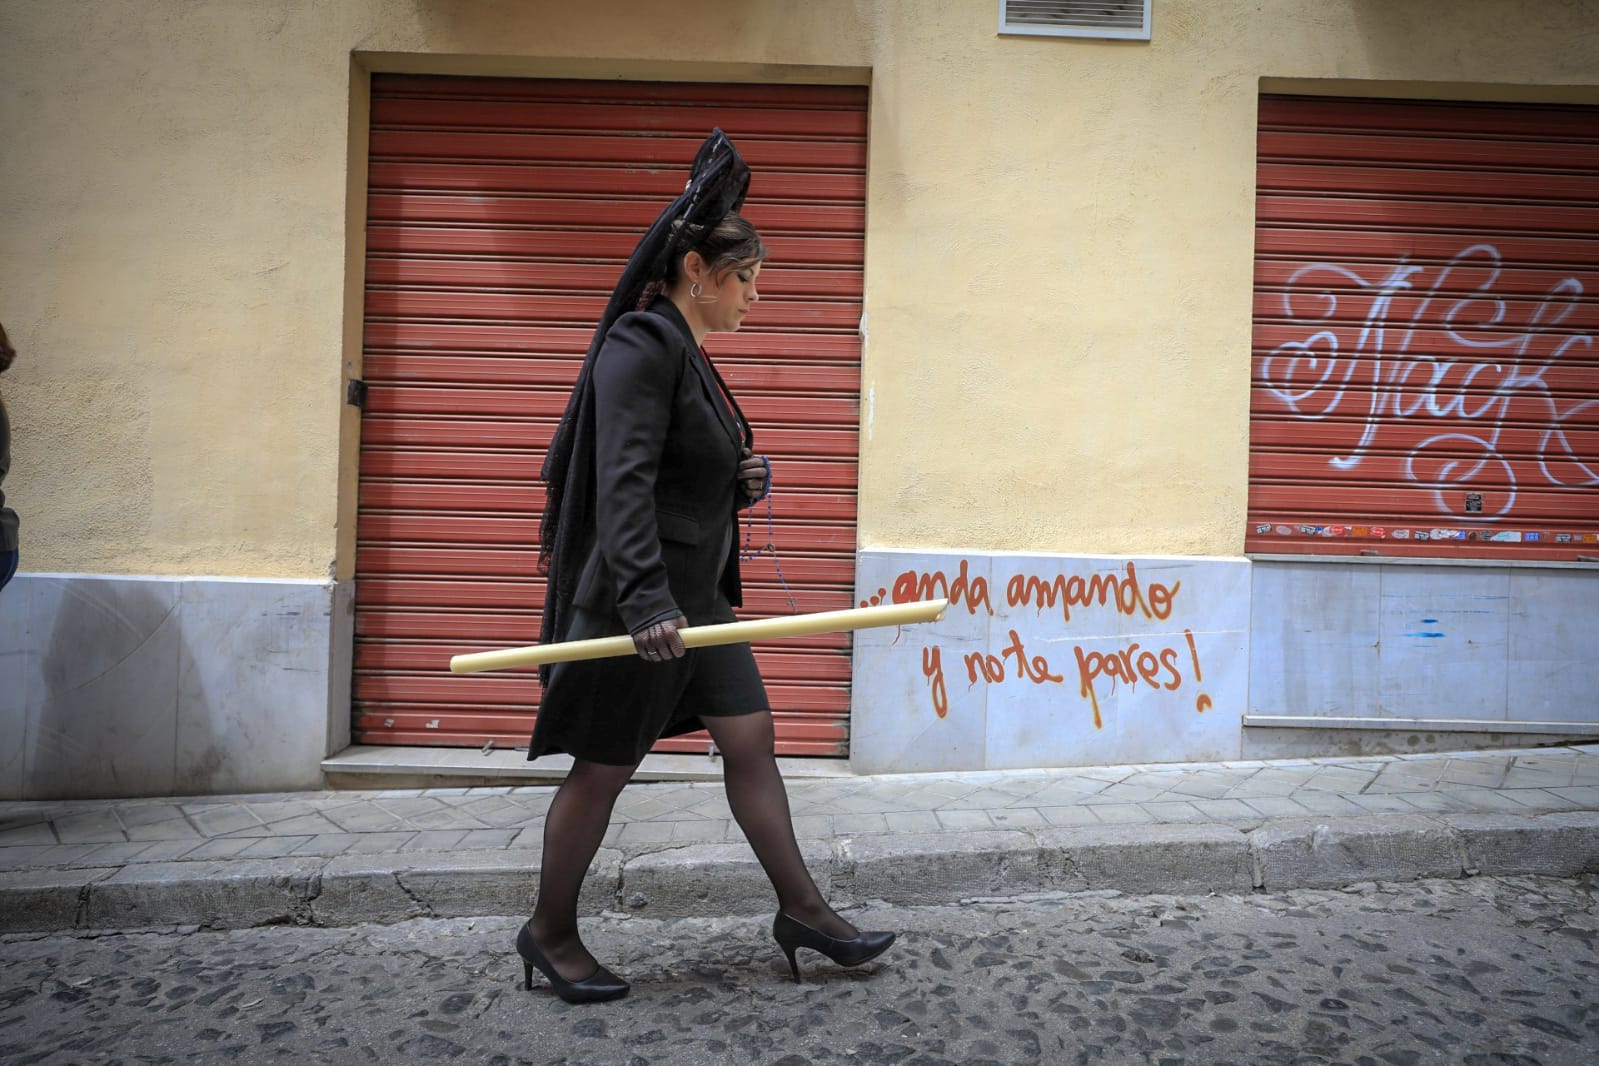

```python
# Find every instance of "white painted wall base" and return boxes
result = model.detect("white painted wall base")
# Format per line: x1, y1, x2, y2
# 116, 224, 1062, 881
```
850, 551, 1599, 774
4, 558, 1592, 795
0, 574, 352, 799
850, 550, 1251, 773
1249, 560, 1599, 727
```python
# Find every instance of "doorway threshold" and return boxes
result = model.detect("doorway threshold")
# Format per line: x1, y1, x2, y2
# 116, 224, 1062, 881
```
321, 745, 858, 790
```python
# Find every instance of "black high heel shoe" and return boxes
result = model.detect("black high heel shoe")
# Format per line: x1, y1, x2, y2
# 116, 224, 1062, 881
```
515, 921, 630, 1004
772, 912, 896, 983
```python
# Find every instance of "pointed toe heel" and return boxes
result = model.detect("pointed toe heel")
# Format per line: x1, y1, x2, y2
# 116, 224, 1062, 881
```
515, 921, 630, 1004
772, 912, 896, 983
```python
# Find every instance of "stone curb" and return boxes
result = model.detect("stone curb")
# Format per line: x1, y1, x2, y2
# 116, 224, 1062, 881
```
1, 812, 1594, 935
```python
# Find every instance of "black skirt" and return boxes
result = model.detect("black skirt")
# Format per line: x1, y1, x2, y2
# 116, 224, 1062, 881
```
527, 598, 770, 766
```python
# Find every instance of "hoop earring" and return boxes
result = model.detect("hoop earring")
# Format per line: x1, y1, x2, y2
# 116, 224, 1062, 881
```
690, 281, 703, 300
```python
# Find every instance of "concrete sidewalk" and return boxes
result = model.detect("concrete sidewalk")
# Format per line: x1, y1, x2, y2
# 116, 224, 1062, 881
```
3, 744, 1597, 934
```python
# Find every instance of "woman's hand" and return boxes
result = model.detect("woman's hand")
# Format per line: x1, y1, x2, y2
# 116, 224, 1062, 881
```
634, 613, 689, 661
738, 449, 770, 503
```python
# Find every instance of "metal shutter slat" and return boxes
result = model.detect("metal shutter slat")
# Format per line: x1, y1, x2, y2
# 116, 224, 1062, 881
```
367, 130, 868, 170
368, 162, 869, 201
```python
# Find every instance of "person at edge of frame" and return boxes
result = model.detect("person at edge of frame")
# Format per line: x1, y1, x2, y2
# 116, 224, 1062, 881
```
0, 322, 18, 593
516, 130, 894, 1004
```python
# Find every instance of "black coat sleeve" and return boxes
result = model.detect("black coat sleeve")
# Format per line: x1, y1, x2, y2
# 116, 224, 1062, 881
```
590, 313, 684, 633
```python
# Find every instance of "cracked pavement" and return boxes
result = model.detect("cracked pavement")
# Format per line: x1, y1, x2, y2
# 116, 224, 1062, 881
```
2, 874, 1595, 1065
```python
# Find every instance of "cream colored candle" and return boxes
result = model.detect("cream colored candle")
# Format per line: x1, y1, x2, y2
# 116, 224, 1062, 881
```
449, 598, 950, 674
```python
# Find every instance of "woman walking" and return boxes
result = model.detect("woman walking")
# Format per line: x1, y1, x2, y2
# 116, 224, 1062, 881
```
520, 131, 893, 1003
0, 322, 18, 594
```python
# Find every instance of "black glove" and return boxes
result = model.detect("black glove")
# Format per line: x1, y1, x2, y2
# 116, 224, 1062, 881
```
738, 449, 771, 504
634, 613, 689, 661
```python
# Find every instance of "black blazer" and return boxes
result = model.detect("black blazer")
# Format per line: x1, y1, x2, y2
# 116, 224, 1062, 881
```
571, 299, 749, 632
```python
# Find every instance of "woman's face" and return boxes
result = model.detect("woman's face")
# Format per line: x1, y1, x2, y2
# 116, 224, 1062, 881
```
702, 259, 762, 333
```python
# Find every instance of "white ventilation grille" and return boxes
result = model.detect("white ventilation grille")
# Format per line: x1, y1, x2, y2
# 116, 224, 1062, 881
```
999, 0, 1151, 40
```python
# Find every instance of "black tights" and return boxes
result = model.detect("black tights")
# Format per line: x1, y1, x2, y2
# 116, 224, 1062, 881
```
529, 711, 854, 979
528, 758, 635, 979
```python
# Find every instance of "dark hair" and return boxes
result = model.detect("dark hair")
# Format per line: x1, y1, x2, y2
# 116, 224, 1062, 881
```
638, 214, 767, 308
670, 212, 766, 282
0, 323, 13, 375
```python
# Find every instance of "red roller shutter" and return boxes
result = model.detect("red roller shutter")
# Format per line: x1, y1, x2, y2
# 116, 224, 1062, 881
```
1248, 95, 1599, 561
353, 75, 868, 756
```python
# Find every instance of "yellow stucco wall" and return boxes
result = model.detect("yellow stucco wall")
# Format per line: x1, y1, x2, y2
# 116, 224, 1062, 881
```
2, 0, 1596, 577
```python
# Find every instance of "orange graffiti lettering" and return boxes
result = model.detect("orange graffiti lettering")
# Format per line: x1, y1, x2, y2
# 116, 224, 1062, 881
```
904, 561, 1204, 726
892, 558, 994, 616
1002, 629, 1065, 684
1184, 628, 1203, 682
1159, 647, 1182, 690
960, 631, 1066, 689
922, 645, 948, 718
963, 651, 1006, 684
1073, 640, 1187, 730
1005, 561, 1179, 624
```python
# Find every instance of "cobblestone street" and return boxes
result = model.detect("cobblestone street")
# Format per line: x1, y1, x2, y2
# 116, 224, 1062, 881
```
2, 875, 1594, 1065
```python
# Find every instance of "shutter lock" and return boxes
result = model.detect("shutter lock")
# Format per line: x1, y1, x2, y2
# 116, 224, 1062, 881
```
1464, 493, 1483, 514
